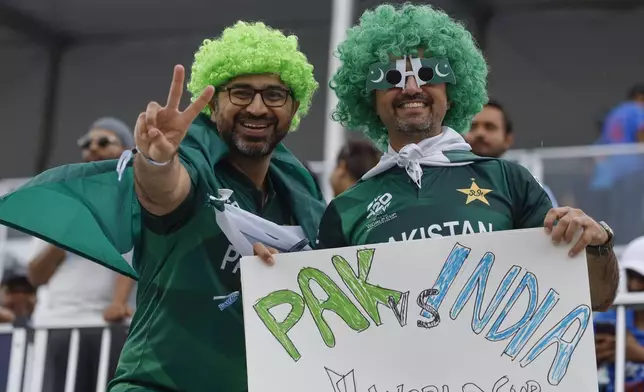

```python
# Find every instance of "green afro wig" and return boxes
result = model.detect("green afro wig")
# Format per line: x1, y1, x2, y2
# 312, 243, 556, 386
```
187, 21, 319, 131
330, 3, 489, 148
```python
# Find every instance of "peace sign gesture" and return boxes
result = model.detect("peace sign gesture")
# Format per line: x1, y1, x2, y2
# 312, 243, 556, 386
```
135, 65, 215, 163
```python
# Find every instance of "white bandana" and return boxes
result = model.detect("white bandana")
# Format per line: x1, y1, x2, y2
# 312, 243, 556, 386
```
362, 127, 473, 188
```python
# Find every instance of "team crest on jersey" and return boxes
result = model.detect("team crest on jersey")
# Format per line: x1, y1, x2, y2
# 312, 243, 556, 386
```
457, 178, 493, 206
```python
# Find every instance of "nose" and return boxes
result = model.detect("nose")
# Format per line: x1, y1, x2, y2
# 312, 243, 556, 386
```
246, 93, 269, 116
404, 75, 422, 94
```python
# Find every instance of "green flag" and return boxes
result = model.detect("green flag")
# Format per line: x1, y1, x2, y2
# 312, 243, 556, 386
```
0, 160, 140, 279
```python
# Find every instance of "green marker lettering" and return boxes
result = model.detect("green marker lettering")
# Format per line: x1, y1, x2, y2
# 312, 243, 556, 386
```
253, 289, 306, 361
298, 267, 370, 348
333, 249, 404, 326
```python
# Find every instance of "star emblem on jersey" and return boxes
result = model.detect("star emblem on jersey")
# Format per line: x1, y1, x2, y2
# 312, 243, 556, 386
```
457, 179, 492, 206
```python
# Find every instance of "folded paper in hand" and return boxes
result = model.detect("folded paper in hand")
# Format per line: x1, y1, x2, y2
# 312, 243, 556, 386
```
209, 189, 311, 256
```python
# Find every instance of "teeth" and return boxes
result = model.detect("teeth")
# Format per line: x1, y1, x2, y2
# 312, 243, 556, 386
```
242, 123, 268, 129
400, 102, 426, 108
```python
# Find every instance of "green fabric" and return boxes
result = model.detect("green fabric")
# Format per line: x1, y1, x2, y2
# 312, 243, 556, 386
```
0, 113, 325, 392
0, 161, 141, 279
316, 156, 553, 248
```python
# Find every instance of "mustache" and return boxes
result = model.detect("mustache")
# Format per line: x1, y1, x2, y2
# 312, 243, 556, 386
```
234, 112, 277, 124
393, 93, 432, 107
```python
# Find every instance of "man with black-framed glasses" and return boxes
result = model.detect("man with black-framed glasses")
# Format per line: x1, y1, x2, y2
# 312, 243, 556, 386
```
0, 21, 324, 392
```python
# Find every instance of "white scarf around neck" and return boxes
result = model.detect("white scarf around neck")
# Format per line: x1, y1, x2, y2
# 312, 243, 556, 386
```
361, 127, 473, 188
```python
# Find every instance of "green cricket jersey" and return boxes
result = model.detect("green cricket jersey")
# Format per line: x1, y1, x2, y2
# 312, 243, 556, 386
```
316, 151, 553, 248
0, 114, 325, 392
107, 116, 325, 392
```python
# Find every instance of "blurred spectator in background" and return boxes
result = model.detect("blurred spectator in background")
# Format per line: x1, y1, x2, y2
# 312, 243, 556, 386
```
465, 100, 558, 206
589, 84, 644, 244
301, 160, 322, 196
330, 139, 381, 196
595, 236, 644, 392
0, 258, 37, 326
28, 117, 136, 392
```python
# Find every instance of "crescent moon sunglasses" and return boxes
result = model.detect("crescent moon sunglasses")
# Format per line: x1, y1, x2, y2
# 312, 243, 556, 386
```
366, 56, 456, 92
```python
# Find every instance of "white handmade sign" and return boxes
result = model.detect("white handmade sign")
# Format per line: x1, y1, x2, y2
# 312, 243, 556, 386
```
241, 228, 599, 392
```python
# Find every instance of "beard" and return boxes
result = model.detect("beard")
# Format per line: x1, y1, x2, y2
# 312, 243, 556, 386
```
393, 92, 438, 137
395, 115, 435, 137
219, 113, 289, 157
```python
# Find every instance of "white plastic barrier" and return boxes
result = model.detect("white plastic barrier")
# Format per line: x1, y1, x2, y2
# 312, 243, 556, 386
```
0, 321, 123, 392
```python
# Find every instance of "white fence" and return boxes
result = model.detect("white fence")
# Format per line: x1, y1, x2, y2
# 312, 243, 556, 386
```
0, 142, 643, 391
0, 322, 125, 392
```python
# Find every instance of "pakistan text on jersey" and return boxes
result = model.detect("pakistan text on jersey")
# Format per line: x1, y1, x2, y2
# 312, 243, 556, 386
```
388, 221, 493, 242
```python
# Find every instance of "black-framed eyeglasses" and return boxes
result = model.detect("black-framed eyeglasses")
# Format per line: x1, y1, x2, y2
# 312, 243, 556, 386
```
219, 86, 292, 108
77, 135, 119, 150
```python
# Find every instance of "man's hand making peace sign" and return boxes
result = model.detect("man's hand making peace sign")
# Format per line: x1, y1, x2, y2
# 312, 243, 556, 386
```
133, 65, 214, 216
135, 65, 214, 163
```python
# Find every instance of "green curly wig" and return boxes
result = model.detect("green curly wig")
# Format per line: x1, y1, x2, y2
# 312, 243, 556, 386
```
331, 3, 489, 148
187, 21, 319, 131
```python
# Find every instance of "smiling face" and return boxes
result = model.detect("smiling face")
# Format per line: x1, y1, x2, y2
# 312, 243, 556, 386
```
374, 49, 449, 150
211, 74, 299, 157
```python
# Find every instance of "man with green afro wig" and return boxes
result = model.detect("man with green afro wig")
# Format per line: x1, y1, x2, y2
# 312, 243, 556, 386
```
316, 3, 619, 315
0, 21, 325, 391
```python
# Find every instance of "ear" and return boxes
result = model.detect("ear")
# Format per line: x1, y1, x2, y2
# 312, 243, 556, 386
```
504, 132, 515, 149
291, 100, 300, 116
209, 100, 218, 113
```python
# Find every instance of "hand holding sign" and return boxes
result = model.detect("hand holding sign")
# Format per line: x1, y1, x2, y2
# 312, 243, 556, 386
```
253, 242, 279, 266
543, 206, 610, 256
135, 65, 215, 163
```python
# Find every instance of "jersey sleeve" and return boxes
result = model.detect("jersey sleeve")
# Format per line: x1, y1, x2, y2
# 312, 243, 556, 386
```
315, 201, 349, 249
507, 162, 554, 229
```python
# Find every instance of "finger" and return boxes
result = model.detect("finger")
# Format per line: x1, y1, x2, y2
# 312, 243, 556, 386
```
134, 112, 147, 142
550, 215, 569, 244
146, 101, 161, 130
166, 65, 185, 109
563, 217, 582, 244
268, 247, 279, 255
569, 227, 594, 257
183, 85, 215, 120
543, 207, 568, 234
253, 243, 275, 266
147, 131, 176, 160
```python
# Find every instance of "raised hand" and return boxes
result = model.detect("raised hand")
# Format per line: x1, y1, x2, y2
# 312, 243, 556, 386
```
135, 65, 215, 163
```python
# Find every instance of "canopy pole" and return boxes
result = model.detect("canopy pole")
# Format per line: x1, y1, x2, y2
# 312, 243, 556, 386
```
321, 0, 354, 203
